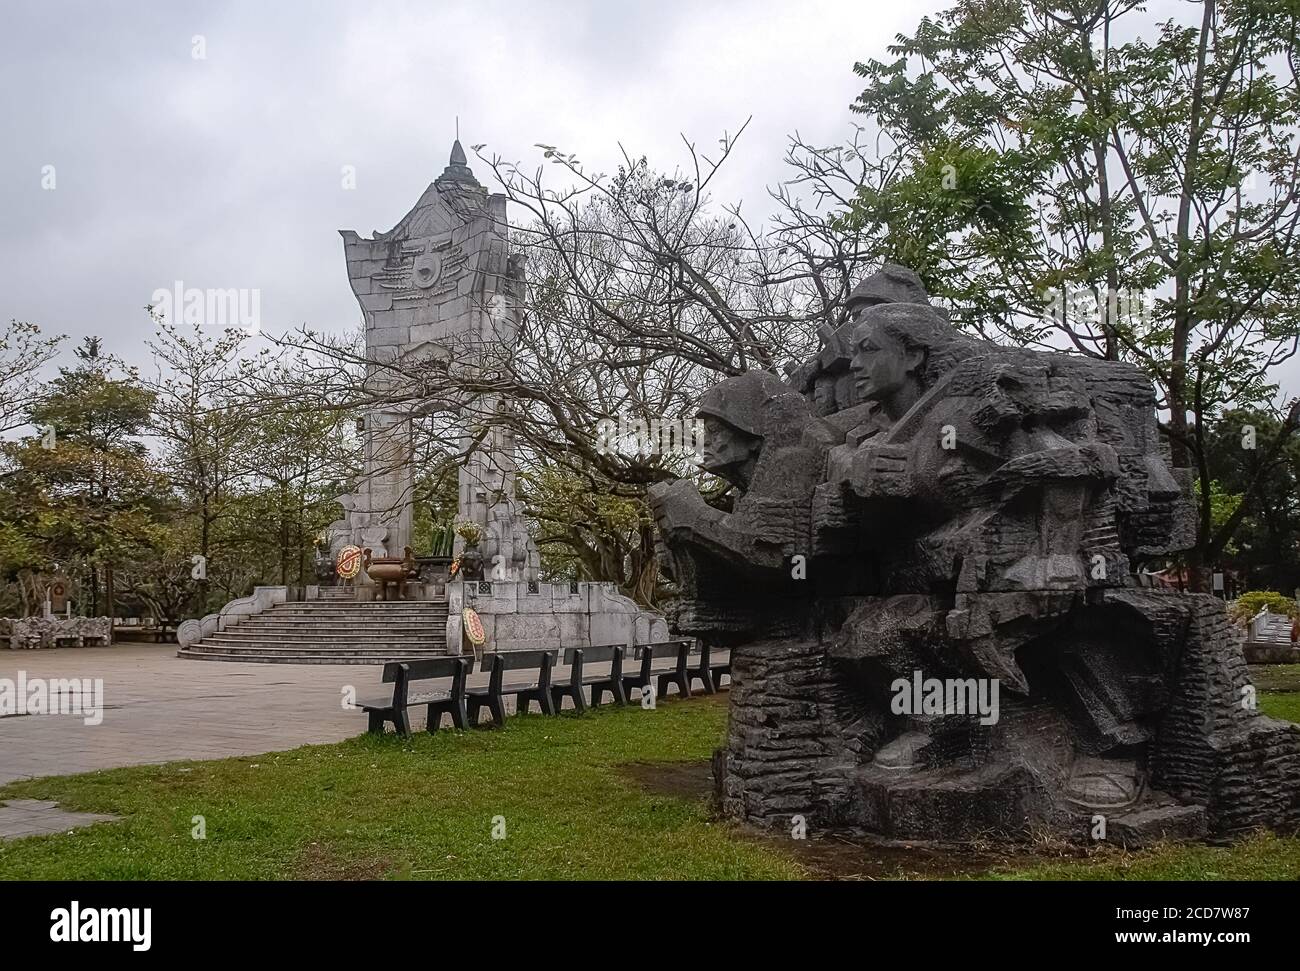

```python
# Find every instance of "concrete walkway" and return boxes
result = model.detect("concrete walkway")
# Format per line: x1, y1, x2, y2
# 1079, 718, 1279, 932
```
0, 799, 119, 839
0, 646, 395, 784
0, 645, 619, 785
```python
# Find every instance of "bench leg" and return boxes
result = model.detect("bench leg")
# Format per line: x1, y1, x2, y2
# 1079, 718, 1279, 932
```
540, 689, 557, 716
394, 708, 411, 737
696, 669, 716, 694
466, 699, 482, 727
489, 695, 507, 726
570, 686, 586, 714
452, 698, 470, 730
426, 706, 443, 732
367, 711, 385, 735
516, 693, 531, 715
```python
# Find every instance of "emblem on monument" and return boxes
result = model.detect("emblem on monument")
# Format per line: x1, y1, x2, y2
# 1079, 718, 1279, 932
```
410, 249, 444, 289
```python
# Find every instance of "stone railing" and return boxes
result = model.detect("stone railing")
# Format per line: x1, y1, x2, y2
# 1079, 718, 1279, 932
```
1249, 608, 1294, 645
177, 586, 287, 649
3, 616, 113, 649
1242, 608, 1299, 663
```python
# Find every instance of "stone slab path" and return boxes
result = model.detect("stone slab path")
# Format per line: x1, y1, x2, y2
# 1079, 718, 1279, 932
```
0, 799, 119, 840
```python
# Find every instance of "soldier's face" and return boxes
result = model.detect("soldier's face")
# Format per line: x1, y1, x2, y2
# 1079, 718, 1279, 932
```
701, 417, 758, 474
851, 327, 910, 403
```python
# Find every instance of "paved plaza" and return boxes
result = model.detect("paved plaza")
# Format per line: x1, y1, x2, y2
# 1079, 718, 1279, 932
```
0, 645, 617, 786
1, 646, 425, 784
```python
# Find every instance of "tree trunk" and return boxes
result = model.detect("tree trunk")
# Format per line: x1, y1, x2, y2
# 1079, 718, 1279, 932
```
199, 491, 211, 610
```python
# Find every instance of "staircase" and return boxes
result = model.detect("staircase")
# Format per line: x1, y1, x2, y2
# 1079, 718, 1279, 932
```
177, 598, 450, 664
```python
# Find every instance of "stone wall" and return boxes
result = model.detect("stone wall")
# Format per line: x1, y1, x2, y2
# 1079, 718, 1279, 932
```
4, 616, 113, 649
1149, 592, 1300, 835
718, 637, 863, 828
445, 580, 667, 653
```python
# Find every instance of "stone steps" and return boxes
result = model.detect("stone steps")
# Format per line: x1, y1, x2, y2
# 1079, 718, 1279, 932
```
178, 598, 451, 665
177, 648, 446, 665
261, 613, 447, 622
201, 634, 447, 649
203, 633, 444, 645
224, 623, 447, 634
315, 587, 355, 599
188, 643, 446, 658
265, 606, 448, 615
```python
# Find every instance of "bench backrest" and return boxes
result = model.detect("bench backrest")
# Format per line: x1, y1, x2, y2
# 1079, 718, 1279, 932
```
480, 650, 556, 695
382, 656, 474, 684
633, 640, 692, 661
485, 649, 558, 672
627, 640, 689, 682
562, 644, 625, 665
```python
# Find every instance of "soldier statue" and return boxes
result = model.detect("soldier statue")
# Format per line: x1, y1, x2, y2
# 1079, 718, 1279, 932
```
650, 264, 1300, 844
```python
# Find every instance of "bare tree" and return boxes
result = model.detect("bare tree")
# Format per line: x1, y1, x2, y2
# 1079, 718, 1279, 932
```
0, 319, 63, 437
256, 127, 884, 602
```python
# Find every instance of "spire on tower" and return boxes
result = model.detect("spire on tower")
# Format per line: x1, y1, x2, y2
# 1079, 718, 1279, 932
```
440, 133, 477, 185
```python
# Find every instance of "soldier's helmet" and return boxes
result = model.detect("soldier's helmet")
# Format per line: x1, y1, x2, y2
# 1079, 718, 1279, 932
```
845, 263, 931, 314
695, 370, 790, 438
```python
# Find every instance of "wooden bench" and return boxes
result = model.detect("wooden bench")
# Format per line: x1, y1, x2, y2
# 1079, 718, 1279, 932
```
467, 649, 558, 725
624, 640, 693, 702
358, 656, 473, 735
556, 644, 630, 711
690, 643, 732, 694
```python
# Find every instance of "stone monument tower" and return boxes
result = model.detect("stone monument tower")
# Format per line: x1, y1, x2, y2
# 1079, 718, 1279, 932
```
333, 140, 538, 579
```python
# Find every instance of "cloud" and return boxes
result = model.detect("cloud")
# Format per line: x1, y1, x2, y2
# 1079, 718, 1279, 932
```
7, 0, 1294, 401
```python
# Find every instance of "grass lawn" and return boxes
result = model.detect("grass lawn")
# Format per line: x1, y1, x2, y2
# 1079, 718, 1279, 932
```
1, 683, 1298, 881
1254, 664, 1300, 723
0, 694, 800, 880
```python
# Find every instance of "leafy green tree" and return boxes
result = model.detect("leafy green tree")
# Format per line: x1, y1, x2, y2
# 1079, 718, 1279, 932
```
848, 0, 1300, 586
1200, 406, 1300, 590
520, 462, 663, 604
0, 337, 162, 616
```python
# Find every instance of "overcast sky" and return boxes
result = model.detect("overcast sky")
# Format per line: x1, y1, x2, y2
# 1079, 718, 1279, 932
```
4, 0, 1296, 401
0, 0, 947, 371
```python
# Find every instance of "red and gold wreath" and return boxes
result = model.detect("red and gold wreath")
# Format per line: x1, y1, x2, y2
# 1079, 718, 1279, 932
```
462, 607, 485, 646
